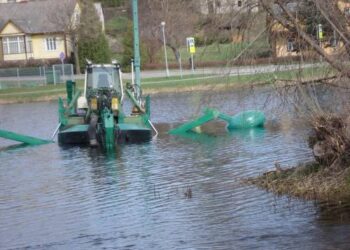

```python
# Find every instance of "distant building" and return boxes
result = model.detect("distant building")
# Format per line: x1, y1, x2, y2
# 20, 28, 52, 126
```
199, 0, 259, 15
0, 0, 80, 63
268, 1, 350, 58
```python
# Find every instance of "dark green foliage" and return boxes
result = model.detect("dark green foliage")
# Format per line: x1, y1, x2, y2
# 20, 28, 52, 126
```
105, 16, 129, 36
255, 49, 272, 58
78, 0, 111, 70
121, 21, 148, 71
121, 22, 133, 70
79, 34, 111, 69
294, 162, 322, 177
96, 0, 125, 7
346, 172, 350, 185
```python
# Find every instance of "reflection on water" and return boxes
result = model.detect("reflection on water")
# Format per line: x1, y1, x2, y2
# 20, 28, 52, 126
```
1, 89, 350, 249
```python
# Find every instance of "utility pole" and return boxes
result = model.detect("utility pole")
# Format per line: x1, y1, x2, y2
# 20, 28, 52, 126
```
161, 21, 170, 77
132, 0, 141, 100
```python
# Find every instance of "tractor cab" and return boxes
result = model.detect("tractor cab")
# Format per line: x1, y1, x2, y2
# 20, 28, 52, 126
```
78, 62, 124, 115
86, 64, 122, 94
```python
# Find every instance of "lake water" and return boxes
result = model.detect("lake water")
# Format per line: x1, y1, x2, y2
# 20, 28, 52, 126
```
1, 87, 350, 249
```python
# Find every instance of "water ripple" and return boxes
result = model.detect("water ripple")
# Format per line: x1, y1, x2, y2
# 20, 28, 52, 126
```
1, 91, 350, 249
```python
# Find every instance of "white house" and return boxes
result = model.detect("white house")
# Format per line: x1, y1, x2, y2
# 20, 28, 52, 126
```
0, 0, 80, 62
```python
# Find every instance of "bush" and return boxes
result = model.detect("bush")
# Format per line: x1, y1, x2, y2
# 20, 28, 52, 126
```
98, 0, 125, 7
0, 59, 62, 68
78, 33, 111, 70
255, 49, 272, 59
78, 0, 112, 70
121, 21, 149, 71
105, 16, 129, 36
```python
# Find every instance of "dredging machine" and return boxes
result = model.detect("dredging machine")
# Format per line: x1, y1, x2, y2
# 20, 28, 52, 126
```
0, 0, 265, 149
57, 0, 156, 149
57, 62, 155, 149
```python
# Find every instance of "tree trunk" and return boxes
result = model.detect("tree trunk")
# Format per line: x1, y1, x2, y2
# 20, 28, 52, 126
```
169, 45, 180, 63
72, 34, 81, 75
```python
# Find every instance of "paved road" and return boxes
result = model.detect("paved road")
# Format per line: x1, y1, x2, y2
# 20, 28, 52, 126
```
73, 62, 324, 80
0, 63, 324, 89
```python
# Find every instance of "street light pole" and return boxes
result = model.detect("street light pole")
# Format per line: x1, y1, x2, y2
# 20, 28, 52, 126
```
161, 21, 170, 77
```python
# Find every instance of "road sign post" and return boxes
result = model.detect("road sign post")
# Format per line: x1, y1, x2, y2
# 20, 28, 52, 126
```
161, 21, 170, 77
59, 52, 65, 83
317, 24, 323, 62
186, 37, 196, 73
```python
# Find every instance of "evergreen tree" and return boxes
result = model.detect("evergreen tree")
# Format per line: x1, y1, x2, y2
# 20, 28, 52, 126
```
78, 0, 111, 70
96, 0, 125, 7
79, 35, 111, 68
121, 21, 149, 71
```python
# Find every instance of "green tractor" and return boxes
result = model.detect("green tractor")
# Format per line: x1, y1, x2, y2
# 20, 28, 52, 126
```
57, 0, 156, 149
57, 60, 154, 149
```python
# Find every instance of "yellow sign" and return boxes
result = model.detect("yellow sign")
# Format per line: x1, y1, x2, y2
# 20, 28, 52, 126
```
190, 45, 196, 54
318, 24, 323, 40
187, 37, 196, 54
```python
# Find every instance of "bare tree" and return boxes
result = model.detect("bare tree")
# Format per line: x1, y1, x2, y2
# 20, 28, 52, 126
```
199, 0, 261, 44
46, 0, 108, 73
259, 0, 350, 77
45, 0, 82, 73
138, 0, 199, 64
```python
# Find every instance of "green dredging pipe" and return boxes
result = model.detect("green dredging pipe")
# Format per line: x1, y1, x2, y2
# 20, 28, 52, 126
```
169, 109, 220, 135
132, 0, 141, 97
0, 129, 52, 145
101, 108, 115, 150
168, 108, 266, 135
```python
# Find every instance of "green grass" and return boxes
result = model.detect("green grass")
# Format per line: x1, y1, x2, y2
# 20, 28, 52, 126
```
142, 66, 334, 89
154, 40, 271, 65
104, 9, 269, 67
195, 40, 270, 62
141, 74, 211, 83
247, 161, 350, 202
105, 16, 129, 36
0, 66, 333, 103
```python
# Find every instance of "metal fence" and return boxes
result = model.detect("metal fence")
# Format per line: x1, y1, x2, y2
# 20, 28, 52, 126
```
0, 64, 75, 89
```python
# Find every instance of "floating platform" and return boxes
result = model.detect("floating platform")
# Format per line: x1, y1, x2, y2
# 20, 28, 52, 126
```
58, 123, 152, 146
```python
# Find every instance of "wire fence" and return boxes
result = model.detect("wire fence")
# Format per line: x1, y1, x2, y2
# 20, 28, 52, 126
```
0, 64, 74, 89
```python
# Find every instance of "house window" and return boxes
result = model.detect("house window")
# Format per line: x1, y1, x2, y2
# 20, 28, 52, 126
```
46, 37, 57, 51
344, 7, 350, 16
287, 39, 294, 52
2, 36, 25, 54
237, 0, 242, 7
25, 36, 32, 53
2, 36, 32, 55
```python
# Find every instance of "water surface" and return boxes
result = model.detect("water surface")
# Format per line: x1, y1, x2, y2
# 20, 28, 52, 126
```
1, 88, 350, 249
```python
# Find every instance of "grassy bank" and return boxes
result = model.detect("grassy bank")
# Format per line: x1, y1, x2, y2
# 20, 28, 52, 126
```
137, 66, 333, 96
246, 161, 350, 203
0, 66, 332, 104
146, 41, 271, 66
247, 113, 350, 203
